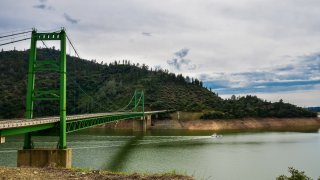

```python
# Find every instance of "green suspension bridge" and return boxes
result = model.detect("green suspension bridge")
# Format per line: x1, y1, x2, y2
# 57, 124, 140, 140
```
0, 28, 167, 167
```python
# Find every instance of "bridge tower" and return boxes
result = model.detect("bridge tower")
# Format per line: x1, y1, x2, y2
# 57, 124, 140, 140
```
134, 90, 144, 113
24, 28, 67, 150
18, 28, 71, 168
133, 90, 149, 131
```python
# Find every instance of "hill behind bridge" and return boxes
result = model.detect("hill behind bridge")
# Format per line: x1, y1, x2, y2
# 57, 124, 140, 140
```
0, 49, 316, 119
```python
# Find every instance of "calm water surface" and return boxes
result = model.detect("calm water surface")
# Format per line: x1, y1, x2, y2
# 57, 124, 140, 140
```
1, 129, 320, 180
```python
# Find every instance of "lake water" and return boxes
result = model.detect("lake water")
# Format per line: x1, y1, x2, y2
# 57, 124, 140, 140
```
1, 128, 320, 180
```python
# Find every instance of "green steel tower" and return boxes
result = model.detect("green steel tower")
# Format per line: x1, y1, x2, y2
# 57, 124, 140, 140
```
134, 90, 144, 114
24, 28, 67, 149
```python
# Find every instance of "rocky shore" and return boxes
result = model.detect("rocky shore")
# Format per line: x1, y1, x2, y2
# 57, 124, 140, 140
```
0, 167, 193, 180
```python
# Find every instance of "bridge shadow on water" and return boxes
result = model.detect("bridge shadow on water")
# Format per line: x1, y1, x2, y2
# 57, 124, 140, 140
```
103, 133, 144, 171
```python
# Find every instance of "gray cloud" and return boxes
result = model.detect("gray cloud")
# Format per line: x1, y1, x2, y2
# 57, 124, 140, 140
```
33, 4, 46, 9
167, 48, 197, 71
142, 32, 152, 36
175, 48, 189, 58
33, 4, 53, 10
63, 13, 79, 24
187, 64, 197, 70
33, 0, 53, 10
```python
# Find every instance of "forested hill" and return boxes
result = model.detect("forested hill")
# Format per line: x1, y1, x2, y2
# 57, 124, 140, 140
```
0, 49, 316, 119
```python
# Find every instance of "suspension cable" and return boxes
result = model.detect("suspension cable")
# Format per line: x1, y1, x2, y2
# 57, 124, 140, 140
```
66, 34, 80, 59
40, 30, 138, 113
64, 33, 117, 112
0, 30, 32, 39
115, 94, 135, 112
0, 27, 32, 36
0, 33, 30, 42
42, 39, 110, 112
0, 37, 31, 46
130, 95, 142, 112
41, 40, 50, 49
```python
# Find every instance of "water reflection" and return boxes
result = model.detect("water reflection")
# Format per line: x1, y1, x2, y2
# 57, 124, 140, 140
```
104, 134, 143, 171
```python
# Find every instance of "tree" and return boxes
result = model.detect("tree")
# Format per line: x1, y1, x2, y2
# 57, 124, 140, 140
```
194, 78, 200, 86
276, 167, 317, 180
199, 81, 203, 87
186, 76, 190, 83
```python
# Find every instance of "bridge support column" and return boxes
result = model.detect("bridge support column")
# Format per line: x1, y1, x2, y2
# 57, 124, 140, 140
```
133, 118, 146, 132
0, 136, 5, 144
17, 148, 72, 168
146, 115, 152, 128
133, 115, 152, 132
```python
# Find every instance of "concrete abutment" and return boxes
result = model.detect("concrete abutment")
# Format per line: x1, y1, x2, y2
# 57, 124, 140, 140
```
17, 148, 72, 168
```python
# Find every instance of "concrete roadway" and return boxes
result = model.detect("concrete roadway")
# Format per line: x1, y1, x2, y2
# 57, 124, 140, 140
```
0, 111, 166, 130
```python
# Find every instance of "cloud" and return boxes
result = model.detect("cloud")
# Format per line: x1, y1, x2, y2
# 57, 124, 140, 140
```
33, 0, 53, 10
202, 52, 320, 94
174, 48, 189, 58
33, 4, 46, 9
63, 13, 79, 24
167, 48, 197, 71
141, 32, 152, 36
33, 4, 53, 10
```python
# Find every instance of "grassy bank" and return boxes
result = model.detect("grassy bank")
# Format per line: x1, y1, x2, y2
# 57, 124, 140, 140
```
0, 166, 193, 180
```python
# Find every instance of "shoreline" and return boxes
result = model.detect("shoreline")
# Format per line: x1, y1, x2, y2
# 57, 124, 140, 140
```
156, 117, 320, 131
102, 117, 320, 132
0, 167, 193, 180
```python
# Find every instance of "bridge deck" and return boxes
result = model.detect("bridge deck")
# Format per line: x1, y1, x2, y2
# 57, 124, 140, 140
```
0, 111, 167, 130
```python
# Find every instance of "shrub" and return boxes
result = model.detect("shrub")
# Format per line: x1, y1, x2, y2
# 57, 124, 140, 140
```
276, 167, 318, 180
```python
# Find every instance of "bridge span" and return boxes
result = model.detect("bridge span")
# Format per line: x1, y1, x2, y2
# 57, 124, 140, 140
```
0, 28, 170, 168
0, 110, 167, 135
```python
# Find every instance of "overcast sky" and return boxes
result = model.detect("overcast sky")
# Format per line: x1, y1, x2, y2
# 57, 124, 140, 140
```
1, 0, 319, 106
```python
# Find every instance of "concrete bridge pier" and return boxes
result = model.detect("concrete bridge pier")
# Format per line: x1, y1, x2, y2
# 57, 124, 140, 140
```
133, 115, 152, 132
146, 115, 152, 128
17, 148, 72, 168
0, 136, 5, 144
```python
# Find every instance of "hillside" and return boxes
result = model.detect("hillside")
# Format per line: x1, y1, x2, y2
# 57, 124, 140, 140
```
0, 49, 316, 119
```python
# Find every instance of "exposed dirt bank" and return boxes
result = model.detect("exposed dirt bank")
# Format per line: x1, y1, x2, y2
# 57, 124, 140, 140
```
101, 117, 320, 131
152, 118, 320, 131
0, 167, 193, 180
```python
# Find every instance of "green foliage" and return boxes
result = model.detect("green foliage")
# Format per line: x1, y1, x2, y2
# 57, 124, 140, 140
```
276, 167, 315, 180
0, 49, 317, 119
200, 111, 234, 119
201, 95, 317, 119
